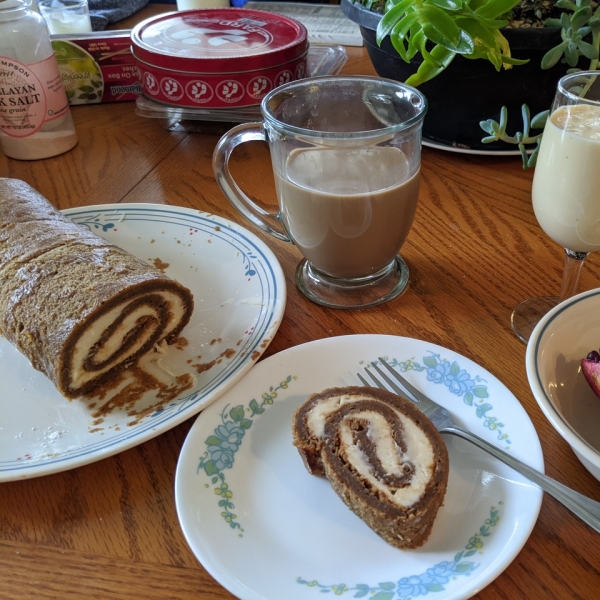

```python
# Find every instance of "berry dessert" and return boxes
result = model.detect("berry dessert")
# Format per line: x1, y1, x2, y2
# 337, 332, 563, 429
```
581, 350, 600, 399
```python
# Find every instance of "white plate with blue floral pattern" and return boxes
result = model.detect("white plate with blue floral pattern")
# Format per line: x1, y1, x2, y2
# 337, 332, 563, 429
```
0, 204, 286, 482
175, 334, 543, 600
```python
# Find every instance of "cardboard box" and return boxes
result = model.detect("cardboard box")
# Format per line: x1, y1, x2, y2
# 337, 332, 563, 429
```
51, 31, 141, 104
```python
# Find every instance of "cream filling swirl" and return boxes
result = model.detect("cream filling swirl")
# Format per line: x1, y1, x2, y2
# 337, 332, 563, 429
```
68, 290, 186, 390
309, 393, 435, 508
338, 409, 435, 508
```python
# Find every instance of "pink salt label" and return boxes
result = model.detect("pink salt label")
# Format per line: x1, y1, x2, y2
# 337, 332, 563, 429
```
0, 54, 70, 138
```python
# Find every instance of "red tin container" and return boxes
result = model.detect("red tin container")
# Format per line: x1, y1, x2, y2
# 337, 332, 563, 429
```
131, 8, 309, 109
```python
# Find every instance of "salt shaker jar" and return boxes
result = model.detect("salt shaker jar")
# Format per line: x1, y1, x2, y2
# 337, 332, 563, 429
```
0, 0, 78, 160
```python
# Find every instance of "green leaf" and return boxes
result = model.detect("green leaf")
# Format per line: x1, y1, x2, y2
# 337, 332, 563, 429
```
249, 399, 264, 415
544, 18, 563, 28
205, 435, 223, 447
455, 561, 475, 573
472, 385, 489, 398
423, 25, 475, 58
428, 0, 462, 10
500, 56, 530, 66
419, 6, 463, 46
564, 41, 580, 65
577, 25, 592, 37
229, 405, 245, 422
481, 135, 499, 143
389, 12, 421, 61
420, 40, 446, 68
474, 0, 521, 19
499, 105, 508, 130
577, 40, 599, 60
476, 403, 493, 417
239, 419, 253, 429
455, 17, 498, 48
377, 0, 415, 43
541, 42, 568, 69
392, 11, 420, 40
464, 392, 474, 406
450, 361, 460, 376
520, 103, 531, 136
423, 356, 438, 368
390, 33, 411, 62
556, 0, 577, 10
407, 28, 426, 60
479, 119, 496, 135
379, 582, 396, 590
426, 584, 446, 591
526, 146, 539, 169
571, 6, 593, 30
530, 110, 549, 129
203, 460, 219, 476
371, 593, 394, 600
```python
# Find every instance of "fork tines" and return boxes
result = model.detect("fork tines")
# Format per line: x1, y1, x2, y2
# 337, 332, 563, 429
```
360, 360, 408, 398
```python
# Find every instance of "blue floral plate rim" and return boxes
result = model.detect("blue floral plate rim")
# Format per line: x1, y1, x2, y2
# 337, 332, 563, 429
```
175, 334, 543, 600
0, 203, 286, 481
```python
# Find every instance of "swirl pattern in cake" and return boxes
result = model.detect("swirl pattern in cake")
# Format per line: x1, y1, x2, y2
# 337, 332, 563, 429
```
0, 179, 194, 399
292, 386, 449, 548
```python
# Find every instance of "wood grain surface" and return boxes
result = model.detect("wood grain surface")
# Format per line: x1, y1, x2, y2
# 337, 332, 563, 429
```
0, 6, 599, 599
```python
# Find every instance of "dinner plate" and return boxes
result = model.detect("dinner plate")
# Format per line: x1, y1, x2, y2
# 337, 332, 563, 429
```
0, 204, 286, 482
175, 334, 543, 600
423, 137, 525, 156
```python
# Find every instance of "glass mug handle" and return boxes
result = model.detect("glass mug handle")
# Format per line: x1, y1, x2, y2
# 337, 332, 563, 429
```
212, 122, 292, 243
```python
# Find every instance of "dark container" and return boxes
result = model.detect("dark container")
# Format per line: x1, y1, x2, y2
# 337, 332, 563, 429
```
341, 0, 565, 150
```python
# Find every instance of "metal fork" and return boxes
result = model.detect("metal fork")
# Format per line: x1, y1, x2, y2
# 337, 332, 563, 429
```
358, 358, 600, 534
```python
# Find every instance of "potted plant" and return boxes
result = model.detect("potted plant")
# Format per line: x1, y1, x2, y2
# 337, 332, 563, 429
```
341, 0, 600, 163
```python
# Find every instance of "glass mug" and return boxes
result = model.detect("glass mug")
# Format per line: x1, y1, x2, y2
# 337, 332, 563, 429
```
213, 75, 427, 309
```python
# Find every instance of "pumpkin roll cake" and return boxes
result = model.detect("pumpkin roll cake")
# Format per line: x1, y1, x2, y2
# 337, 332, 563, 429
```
292, 386, 449, 549
0, 179, 194, 399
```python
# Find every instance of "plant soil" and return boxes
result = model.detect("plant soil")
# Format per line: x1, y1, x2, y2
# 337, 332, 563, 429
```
508, 0, 565, 27
357, 0, 582, 28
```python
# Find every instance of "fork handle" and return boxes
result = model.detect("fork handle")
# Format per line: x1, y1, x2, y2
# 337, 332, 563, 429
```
443, 424, 600, 534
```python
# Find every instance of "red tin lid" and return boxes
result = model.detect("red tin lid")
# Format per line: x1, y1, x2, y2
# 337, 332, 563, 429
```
131, 8, 308, 74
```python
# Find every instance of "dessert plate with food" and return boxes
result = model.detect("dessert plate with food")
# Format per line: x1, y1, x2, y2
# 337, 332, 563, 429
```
175, 334, 543, 600
0, 180, 286, 482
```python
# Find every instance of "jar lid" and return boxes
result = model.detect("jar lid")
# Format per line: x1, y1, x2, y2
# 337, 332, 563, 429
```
131, 8, 308, 74
0, 0, 31, 10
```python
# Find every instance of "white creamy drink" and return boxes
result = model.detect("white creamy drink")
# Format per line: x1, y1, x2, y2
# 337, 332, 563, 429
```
532, 104, 600, 252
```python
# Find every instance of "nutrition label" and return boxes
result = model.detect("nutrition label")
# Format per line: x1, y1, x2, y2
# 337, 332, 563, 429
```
0, 55, 70, 137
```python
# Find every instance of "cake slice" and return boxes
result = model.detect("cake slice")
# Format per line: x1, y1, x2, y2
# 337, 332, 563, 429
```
292, 385, 449, 549
0, 178, 194, 399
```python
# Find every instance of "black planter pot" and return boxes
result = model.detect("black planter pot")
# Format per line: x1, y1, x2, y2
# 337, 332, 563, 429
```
341, 0, 566, 150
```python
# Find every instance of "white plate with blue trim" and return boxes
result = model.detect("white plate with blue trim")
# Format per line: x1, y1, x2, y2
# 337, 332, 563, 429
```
175, 334, 543, 600
422, 138, 535, 156
0, 204, 286, 482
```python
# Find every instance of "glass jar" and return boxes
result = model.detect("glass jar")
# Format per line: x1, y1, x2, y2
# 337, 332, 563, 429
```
0, 0, 78, 160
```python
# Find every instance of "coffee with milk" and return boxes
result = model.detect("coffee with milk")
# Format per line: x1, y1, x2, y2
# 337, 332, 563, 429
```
275, 146, 420, 279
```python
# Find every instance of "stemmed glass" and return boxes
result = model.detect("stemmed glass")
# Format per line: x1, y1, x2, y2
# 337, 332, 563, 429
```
512, 70, 600, 343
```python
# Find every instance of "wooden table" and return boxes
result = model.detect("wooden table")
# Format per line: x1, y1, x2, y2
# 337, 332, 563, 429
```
1, 8, 599, 599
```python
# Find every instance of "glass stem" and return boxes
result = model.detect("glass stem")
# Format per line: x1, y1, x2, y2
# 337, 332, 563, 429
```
558, 248, 589, 303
